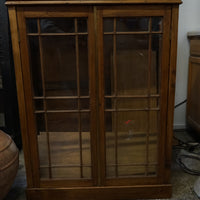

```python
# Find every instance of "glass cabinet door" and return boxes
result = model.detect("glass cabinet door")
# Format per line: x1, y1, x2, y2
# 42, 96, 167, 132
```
18, 7, 96, 186
98, 7, 171, 185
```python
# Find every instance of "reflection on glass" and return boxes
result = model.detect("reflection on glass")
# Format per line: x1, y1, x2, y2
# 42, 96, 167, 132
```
26, 18, 38, 33
29, 36, 43, 96
42, 36, 77, 96
116, 17, 149, 32
40, 18, 75, 33
116, 35, 149, 95
152, 17, 162, 32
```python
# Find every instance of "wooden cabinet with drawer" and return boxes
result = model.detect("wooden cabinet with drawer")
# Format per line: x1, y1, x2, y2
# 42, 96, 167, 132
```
187, 33, 200, 136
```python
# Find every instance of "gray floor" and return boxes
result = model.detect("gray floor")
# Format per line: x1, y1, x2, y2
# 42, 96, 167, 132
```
4, 131, 200, 200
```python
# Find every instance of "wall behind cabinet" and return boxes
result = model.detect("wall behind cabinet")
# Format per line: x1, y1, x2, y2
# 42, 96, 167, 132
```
174, 0, 200, 129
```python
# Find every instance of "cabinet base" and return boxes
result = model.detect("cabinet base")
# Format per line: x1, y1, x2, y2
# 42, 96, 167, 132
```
26, 184, 172, 200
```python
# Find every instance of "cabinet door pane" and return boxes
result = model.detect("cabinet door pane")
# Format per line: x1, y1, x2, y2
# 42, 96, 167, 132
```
27, 18, 92, 180
103, 17, 162, 178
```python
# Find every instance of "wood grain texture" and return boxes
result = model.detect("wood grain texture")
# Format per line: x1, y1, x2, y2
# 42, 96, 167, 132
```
26, 184, 172, 200
17, 8, 41, 187
8, 2, 180, 199
8, 6, 33, 187
187, 56, 200, 135
6, 0, 182, 6
165, 5, 179, 183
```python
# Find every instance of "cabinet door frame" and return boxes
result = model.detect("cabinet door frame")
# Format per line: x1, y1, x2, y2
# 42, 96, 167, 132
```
16, 5, 97, 188
96, 5, 172, 186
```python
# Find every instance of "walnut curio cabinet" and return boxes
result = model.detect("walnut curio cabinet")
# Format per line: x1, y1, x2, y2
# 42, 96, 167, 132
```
7, 0, 181, 199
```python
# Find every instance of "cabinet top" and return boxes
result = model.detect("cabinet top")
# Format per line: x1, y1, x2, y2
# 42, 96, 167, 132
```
188, 32, 200, 40
6, 0, 182, 6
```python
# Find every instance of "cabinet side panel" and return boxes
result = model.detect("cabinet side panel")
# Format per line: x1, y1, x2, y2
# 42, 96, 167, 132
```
165, 5, 179, 183
8, 6, 33, 187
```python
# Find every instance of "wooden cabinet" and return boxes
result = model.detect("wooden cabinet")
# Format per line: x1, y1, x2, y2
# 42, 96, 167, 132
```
7, 1, 181, 199
187, 33, 200, 136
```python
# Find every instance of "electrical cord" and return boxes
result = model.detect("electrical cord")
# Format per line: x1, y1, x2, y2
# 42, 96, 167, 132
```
174, 99, 187, 109
173, 134, 200, 175
176, 154, 200, 175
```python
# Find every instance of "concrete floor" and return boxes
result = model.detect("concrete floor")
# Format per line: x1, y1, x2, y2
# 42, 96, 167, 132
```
3, 131, 200, 200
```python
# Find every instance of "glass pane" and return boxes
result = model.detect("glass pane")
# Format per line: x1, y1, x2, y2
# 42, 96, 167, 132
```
47, 113, 79, 132
117, 111, 148, 136
150, 98, 160, 109
152, 17, 162, 32
40, 18, 74, 33
105, 111, 112, 132
81, 112, 90, 132
26, 19, 38, 33
116, 98, 148, 109
0, 113, 5, 127
104, 18, 113, 32
148, 134, 158, 164
147, 165, 157, 176
106, 111, 149, 177
28, 36, 43, 96
36, 114, 45, 132
83, 167, 91, 178
82, 132, 91, 165
118, 166, 146, 177
79, 35, 89, 96
105, 98, 113, 109
80, 98, 90, 110
46, 99, 78, 110
38, 132, 49, 178
149, 111, 159, 133
116, 35, 149, 95
50, 132, 80, 165
116, 17, 149, 32
32, 17, 91, 180
78, 18, 87, 32
104, 35, 113, 95
35, 100, 44, 111
151, 34, 162, 94
52, 167, 80, 179
148, 134, 158, 176
42, 36, 77, 96
0, 67, 3, 89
